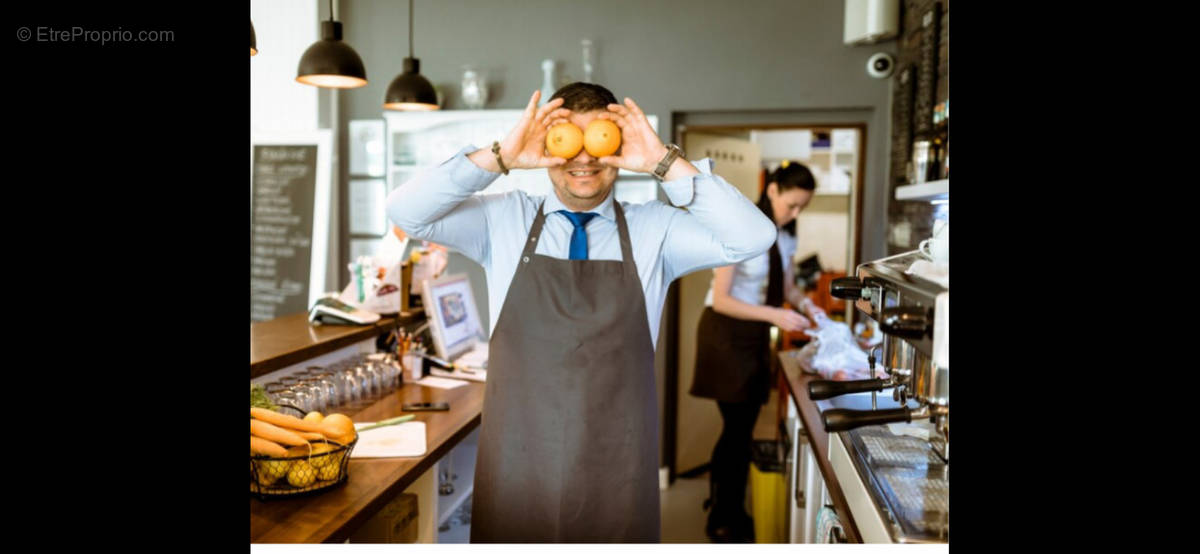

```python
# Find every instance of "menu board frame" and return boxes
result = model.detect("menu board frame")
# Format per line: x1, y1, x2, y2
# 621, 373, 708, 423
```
250, 130, 333, 320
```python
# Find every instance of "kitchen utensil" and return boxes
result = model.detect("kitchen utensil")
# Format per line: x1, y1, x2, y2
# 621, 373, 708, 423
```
357, 414, 416, 433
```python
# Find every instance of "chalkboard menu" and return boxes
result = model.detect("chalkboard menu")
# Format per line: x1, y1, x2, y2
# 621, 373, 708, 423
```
251, 145, 317, 322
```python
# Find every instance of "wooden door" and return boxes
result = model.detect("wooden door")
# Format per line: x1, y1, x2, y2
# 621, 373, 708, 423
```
674, 132, 763, 474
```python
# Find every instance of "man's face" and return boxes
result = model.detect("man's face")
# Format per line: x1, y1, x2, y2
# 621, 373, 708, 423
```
546, 110, 620, 206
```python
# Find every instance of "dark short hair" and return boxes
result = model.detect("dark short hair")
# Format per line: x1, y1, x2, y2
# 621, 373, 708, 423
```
550, 82, 618, 113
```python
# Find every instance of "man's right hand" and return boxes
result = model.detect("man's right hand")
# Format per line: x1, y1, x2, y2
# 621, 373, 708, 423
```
470, 90, 572, 172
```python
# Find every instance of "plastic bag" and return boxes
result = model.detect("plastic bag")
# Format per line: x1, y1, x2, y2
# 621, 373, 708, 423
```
803, 314, 886, 381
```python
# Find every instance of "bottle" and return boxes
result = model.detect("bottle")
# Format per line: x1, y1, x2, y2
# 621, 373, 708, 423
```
540, 60, 556, 106
460, 65, 488, 110
581, 39, 594, 83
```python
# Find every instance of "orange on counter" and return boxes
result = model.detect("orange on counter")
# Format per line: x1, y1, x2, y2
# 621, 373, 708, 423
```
546, 123, 584, 159
584, 119, 621, 158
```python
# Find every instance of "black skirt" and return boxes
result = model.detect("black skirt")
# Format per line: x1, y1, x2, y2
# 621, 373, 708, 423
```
689, 307, 771, 404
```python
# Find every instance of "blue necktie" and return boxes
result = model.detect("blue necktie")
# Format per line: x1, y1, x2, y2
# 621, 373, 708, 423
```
557, 210, 598, 260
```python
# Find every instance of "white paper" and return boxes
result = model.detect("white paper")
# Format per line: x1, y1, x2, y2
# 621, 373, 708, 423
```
350, 421, 427, 458
455, 343, 489, 369
414, 376, 469, 390
429, 367, 487, 383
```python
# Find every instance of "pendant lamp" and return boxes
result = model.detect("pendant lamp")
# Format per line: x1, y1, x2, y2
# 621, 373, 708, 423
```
383, 0, 439, 111
296, 0, 367, 89
250, 20, 257, 56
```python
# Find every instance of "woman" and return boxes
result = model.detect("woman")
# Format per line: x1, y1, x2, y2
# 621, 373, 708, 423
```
689, 162, 824, 543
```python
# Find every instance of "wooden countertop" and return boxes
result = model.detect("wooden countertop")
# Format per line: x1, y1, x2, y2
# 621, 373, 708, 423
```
250, 310, 423, 379
777, 350, 863, 544
250, 378, 484, 543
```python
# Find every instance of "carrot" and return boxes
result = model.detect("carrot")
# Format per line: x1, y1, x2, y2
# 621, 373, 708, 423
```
250, 418, 308, 447
250, 407, 324, 434
296, 431, 326, 441
251, 435, 288, 457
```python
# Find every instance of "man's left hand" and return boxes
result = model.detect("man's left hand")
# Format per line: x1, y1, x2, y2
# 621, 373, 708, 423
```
596, 97, 668, 174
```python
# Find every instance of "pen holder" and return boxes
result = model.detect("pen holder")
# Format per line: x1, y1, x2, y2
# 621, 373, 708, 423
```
402, 350, 424, 382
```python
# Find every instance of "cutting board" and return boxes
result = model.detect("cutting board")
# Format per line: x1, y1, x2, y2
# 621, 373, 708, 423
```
349, 421, 427, 458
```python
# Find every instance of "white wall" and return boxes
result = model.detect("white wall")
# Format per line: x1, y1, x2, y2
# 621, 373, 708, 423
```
250, 0, 318, 134
252, 0, 345, 300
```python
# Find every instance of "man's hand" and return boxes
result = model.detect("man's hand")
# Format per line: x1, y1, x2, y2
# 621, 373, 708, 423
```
596, 97, 669, 174
470, 90, 572, 172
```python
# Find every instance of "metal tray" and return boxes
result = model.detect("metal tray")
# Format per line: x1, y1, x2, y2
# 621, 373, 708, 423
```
844, 426, 949, 542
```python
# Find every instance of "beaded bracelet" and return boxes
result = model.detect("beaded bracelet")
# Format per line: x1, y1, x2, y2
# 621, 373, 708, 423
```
491, 141, 509, 175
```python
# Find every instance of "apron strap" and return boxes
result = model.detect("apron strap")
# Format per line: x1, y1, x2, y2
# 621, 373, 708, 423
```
612, 201, 636, 272
520, 201, 550, 261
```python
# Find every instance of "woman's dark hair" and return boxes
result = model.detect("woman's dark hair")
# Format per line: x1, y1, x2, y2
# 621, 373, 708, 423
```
757, 162, 815, 236
550, 82, 618, 112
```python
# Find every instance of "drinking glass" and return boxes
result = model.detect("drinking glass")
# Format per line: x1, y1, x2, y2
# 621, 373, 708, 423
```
279, 375, 300, 390
289, 386, 315, 414
299, 378, 328, 413
339, 368, 363, 405
264, 382, 288, 403
314, 370, 342, 409
381, 357, 401, 391
273, 390, 301, 416
355, 363, 378, 399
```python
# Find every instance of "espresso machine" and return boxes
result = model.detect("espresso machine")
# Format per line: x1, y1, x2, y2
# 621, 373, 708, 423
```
808, 250, 949, 459
806, 250, 949, 542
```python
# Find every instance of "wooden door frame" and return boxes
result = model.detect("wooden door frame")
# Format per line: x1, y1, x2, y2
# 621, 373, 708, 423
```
662, 122, 868, 483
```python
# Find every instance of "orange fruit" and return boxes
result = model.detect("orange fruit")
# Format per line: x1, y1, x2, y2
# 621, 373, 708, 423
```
583, 119, 621, 157
545, 123, 584, 159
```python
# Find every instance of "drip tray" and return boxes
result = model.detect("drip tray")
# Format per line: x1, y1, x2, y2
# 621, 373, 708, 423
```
844, 426, 949, 542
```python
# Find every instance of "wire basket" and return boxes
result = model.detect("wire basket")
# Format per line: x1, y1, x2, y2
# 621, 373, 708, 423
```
250, 405, 358, 500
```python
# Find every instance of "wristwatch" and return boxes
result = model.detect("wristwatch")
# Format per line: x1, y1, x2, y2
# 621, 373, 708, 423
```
652, 143, 684, 181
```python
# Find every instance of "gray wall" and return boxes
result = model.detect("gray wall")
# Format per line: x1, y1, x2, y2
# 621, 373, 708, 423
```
334, 0, 895, 261
329, 0, 896, 466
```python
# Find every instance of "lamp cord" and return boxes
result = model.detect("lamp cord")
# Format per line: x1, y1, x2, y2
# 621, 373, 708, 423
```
408, 0, 414, 58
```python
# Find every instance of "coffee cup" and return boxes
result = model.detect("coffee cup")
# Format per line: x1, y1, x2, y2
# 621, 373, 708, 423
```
919, 237, 949, 263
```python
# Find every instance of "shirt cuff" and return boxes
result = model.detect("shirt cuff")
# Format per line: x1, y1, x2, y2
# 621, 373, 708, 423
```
441, 145, 501, 192
659, 158, 713, 207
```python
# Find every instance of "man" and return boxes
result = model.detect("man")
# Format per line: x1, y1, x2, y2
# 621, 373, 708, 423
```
387, 83, 776, 543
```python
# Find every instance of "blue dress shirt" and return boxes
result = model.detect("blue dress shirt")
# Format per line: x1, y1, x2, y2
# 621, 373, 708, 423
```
387, 146, 776, 346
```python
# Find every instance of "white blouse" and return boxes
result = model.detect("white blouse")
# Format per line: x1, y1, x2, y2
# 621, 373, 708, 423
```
704, 230, 796, 307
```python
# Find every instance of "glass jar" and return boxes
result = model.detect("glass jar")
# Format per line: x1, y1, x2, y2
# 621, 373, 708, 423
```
461, 66, 488, 110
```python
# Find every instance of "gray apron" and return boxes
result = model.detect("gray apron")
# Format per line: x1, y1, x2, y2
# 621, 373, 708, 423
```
470, 200, 661, 543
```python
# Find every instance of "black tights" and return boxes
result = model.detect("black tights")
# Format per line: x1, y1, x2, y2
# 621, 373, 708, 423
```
708, 400, 760, 526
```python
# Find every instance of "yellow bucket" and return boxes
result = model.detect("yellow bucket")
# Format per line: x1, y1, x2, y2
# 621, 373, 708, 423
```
749, 441, 787, 543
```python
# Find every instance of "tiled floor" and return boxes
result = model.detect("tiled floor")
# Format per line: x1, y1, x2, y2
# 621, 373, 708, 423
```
437, 471, 721, 544
660, 472, 713, 543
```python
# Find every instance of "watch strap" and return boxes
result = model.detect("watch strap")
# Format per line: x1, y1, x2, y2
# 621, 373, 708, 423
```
653, 144, 683, 181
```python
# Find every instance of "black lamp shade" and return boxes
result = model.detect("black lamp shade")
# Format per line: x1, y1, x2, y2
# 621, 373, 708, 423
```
383, 58, 439, 111
296, 21, 367, 89
250, 20, 257, 56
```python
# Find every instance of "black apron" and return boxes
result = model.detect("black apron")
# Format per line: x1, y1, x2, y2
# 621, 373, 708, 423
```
689, 240, 782, 405
689, 308, 771, 405
470, 201, 660, 543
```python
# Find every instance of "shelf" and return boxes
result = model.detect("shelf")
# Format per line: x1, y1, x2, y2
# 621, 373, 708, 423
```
436, 427, 478, 526
895, 179, 948, 202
